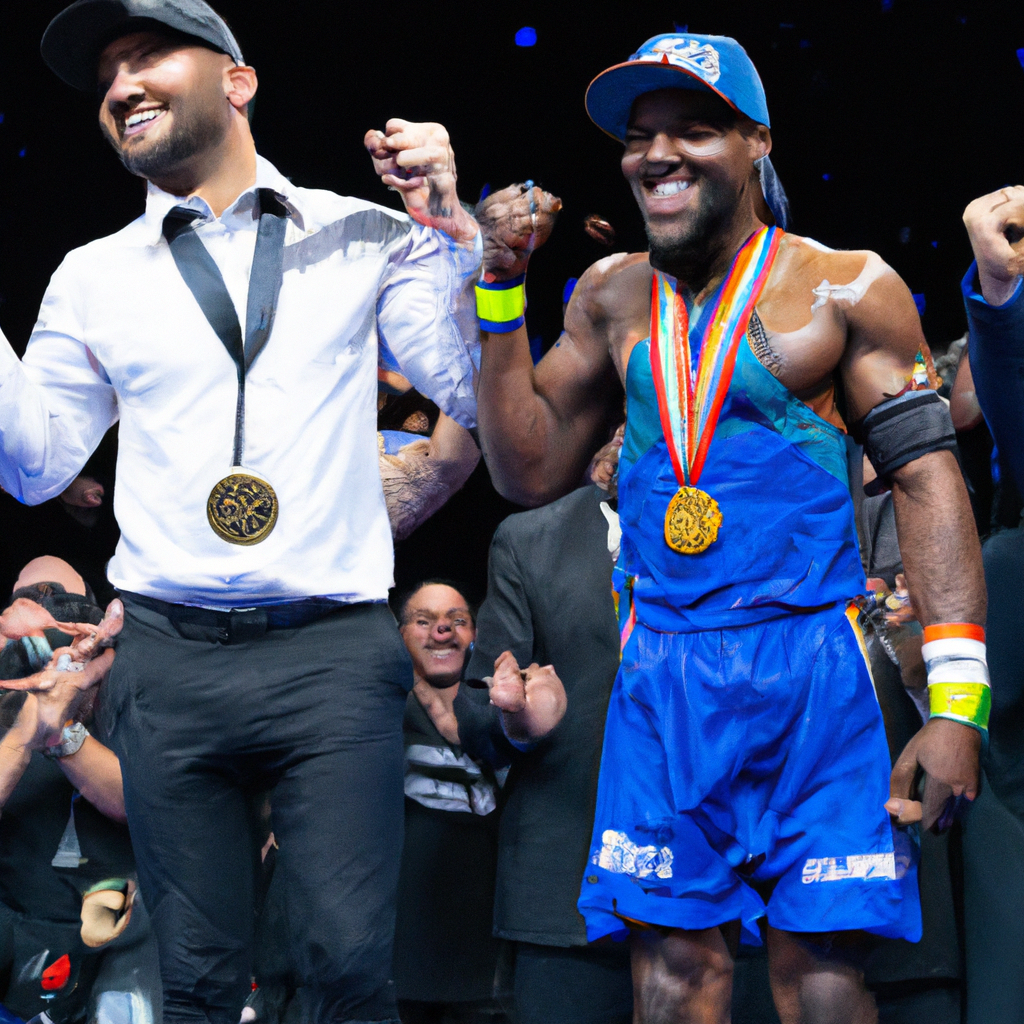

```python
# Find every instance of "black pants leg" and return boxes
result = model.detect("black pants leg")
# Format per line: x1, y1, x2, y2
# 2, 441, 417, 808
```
104, 600, 411, 1024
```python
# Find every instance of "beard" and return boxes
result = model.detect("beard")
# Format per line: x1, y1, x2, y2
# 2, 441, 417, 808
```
644, 174, 736, 288
109, 88, 230, 182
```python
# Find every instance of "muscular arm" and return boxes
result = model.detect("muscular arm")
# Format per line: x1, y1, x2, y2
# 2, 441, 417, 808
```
475, 186, 624, 506
841, 265, 985, 822
841, 269, 985, 629
478, 284, 622, 505
379, 412, 480, 539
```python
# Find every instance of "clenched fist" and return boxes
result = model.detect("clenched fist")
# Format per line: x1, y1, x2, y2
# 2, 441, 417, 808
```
963, 185, 1024, 306
365, 119, 478, 244
486, 650, 567, 743
475, 184, 562, 282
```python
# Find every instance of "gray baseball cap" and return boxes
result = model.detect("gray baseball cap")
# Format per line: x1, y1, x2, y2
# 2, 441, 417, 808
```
42, 0, 245, 91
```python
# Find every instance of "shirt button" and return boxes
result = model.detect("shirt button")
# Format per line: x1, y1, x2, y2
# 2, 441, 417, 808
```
587, 875, 598, 884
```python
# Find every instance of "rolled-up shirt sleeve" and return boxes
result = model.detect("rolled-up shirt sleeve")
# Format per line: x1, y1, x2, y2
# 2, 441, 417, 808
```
0, 260, 118, 504
377, 223, 481, 428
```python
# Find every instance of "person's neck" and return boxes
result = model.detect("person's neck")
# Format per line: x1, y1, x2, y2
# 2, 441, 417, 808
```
662, 204, 767, 305
150, 123, 258, 218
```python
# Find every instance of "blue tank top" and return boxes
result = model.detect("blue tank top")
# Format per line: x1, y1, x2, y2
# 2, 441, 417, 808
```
618, 307, 866, 632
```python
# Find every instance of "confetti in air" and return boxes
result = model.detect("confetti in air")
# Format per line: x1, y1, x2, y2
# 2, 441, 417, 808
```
515, 27, 537, 47
584, 215, 616, 246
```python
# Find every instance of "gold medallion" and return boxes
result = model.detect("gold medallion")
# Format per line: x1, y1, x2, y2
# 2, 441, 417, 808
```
207, 471, 279, 545
664, 486, 723, 555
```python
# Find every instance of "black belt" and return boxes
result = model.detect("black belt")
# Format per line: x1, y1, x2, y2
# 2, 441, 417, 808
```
122, 591, 352, 644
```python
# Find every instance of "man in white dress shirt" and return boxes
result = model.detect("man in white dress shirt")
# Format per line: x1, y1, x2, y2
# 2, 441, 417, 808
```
0, 2, 482, 1022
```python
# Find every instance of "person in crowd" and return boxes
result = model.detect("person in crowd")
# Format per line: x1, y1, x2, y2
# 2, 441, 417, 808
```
958, 184, 1024, 1024
0, 559, 161, 1024
0, 2, 482, 1023
433, 440, 633, 1024
391, 581, 504, 1024
474, 32, 986, 1023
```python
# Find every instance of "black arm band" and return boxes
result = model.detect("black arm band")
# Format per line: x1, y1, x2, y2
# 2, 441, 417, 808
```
859, 390, 957, 495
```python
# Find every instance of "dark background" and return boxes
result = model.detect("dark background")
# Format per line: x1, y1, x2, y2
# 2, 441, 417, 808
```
1, 0, 1023, 597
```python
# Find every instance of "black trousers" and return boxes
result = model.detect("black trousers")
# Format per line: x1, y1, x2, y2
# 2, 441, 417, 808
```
508, 942, 633, 1024
102, 597, 412, 1024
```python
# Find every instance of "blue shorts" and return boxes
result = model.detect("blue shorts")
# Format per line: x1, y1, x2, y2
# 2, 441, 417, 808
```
578, 604, 922, 945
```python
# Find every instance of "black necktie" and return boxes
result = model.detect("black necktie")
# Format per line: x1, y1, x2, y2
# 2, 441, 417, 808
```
162, 188, 288, 467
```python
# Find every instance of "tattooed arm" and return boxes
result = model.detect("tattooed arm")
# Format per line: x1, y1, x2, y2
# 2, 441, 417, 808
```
380, 412, 480, 540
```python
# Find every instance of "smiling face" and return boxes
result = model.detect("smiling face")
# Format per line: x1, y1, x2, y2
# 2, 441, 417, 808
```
622, 88, 770, 280
399, 584, 476, 689
96, 30, 237, 184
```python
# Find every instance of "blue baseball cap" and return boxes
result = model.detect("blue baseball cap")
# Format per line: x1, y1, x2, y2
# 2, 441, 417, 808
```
585, 33, 770, 141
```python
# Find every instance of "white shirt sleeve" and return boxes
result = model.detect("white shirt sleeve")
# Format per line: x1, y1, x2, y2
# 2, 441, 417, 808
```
377, 223, 481, 428
0, 259, 119, 504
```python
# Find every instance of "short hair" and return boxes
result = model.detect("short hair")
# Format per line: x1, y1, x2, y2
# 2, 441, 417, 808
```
393, 579, 477, 627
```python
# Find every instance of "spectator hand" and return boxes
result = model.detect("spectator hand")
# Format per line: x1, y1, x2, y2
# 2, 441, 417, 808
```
886, 716, 981, 831
486, 650, 567, 742
81, 879, 135, 948
963, 185, 1024, 306
475, 184, 562, 282
4, 649, 114, 749
365, 119, 478, 244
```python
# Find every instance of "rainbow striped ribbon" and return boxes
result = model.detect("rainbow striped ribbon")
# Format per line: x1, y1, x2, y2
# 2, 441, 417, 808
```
649, 226, 783, 488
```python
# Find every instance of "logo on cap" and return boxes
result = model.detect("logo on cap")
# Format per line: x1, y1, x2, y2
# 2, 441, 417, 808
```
630, 38, 722, 85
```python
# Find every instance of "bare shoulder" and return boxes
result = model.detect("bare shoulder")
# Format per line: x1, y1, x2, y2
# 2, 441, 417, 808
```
565, 253, 652, 379
761, 233, 909, 334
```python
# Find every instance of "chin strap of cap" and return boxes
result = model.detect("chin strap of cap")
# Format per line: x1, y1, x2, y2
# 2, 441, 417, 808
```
923, 623, 990, 735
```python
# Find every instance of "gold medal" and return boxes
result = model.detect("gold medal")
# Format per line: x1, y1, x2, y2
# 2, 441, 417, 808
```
207, 470, 279, 545
648, 228, 783, 558
664, 486, 723, 555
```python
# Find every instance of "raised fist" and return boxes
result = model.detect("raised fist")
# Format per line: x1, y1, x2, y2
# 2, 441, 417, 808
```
365, 119, 478, 244
963, 185, 1024, 306
476, 184, 562, 282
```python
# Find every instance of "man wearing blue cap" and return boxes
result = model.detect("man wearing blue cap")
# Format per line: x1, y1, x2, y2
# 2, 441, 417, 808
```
475, 33, 987, 1022
0, 2, 482, 1024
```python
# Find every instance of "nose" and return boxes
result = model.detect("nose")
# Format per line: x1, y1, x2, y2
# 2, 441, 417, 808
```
644, 132, 682, 169
432, 621, 453, 640
102, 64, 145, 109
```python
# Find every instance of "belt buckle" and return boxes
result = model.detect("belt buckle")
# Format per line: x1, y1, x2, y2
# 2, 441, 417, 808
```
227, 607, 267, 643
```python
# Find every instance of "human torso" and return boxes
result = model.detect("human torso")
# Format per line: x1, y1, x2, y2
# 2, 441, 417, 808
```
28, 159, 470, 607
589, 233, 870, 630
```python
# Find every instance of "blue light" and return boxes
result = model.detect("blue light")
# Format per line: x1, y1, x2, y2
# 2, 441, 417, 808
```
931, 240, 939, 248
1017, 48, 1024, 69
822, 173, 831, 181
515, 27, 537, 47
17, 148, 26, 158
912, 293, 926, 315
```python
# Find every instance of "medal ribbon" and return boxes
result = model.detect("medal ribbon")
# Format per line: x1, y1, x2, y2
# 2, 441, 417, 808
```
649, 226, 782, 488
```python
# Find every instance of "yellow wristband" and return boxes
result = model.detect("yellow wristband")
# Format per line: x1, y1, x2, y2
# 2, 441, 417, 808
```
928, 681, 991, 732
476, 275, 526, 333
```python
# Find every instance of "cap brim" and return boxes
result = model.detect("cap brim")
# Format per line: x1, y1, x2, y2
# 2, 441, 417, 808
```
585, 61, 739, 142
41, 1, 147, 91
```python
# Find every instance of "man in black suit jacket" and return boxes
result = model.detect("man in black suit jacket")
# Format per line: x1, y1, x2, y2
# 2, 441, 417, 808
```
452, 476, 633, 1024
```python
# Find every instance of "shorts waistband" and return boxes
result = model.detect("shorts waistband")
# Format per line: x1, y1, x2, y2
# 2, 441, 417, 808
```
121, 591, 356, 643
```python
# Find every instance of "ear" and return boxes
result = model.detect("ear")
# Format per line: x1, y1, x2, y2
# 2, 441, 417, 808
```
224, 63, 258, 112
750, 124, 772, 162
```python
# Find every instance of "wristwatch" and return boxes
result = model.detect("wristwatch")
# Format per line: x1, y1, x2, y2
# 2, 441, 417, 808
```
43, 722, 89, 759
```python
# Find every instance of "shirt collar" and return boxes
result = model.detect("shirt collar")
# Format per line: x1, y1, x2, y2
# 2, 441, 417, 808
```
141, 154, 305, 246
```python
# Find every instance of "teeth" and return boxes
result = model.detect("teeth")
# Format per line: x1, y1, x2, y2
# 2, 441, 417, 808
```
651, 180, 691, 197
126, 109, 163, 128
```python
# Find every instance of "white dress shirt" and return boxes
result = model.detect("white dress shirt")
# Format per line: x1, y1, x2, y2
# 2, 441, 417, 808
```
0, 156, 481, 607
